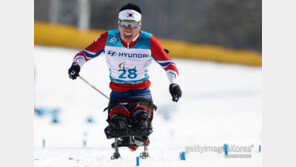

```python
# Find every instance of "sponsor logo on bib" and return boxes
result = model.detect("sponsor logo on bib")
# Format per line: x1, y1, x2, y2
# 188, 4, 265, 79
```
107, 50, 117, 56
109, 37, 116, 43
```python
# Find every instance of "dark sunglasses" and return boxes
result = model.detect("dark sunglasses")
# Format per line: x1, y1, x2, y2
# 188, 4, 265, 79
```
119, 20, 140, 28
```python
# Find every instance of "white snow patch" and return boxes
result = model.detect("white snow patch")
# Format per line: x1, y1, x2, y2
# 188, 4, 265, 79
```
34, 46, 262, 167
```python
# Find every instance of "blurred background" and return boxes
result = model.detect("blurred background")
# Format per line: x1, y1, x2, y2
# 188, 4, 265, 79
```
34, 1, 262, 166
35, 0, 261, 52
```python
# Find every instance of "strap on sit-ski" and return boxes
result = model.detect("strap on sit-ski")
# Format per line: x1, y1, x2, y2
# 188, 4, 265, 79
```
103, 98, 157, 112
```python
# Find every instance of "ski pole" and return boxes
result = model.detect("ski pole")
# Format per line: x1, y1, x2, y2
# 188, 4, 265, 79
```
77, 75, 109, 100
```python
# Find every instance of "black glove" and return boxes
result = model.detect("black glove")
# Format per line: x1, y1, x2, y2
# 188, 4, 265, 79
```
68, 64, 80, 80
169, 83, 182, 102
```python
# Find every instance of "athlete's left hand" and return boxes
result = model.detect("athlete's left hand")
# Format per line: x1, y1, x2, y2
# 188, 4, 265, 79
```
169, 83, 182, 102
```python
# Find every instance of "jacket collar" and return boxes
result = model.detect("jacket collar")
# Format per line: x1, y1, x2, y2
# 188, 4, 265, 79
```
120, 31, 141, 48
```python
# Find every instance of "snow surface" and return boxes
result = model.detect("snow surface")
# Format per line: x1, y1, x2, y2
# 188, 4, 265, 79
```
34, 46, 262, 167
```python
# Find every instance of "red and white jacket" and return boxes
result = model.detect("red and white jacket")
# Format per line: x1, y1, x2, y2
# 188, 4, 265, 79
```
73, 29, 179, 92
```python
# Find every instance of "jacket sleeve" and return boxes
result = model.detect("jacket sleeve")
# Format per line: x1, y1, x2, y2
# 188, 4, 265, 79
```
150, 35, 179, 84
72, 31, 108, 67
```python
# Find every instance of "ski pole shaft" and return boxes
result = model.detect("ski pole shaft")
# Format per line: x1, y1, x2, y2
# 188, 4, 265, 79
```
78, 76, 109, 100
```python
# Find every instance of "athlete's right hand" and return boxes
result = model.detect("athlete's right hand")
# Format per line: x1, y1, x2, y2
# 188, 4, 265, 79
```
68, 64, 80, 80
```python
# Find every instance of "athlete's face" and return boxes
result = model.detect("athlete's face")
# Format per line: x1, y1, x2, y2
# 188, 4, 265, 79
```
118, 20, 142, 43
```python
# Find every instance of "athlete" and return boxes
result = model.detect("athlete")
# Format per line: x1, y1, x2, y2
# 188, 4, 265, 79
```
68, 3, 182, 151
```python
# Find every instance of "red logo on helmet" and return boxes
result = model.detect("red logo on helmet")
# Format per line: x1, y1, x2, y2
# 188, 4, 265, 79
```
128, 13, 133, 17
